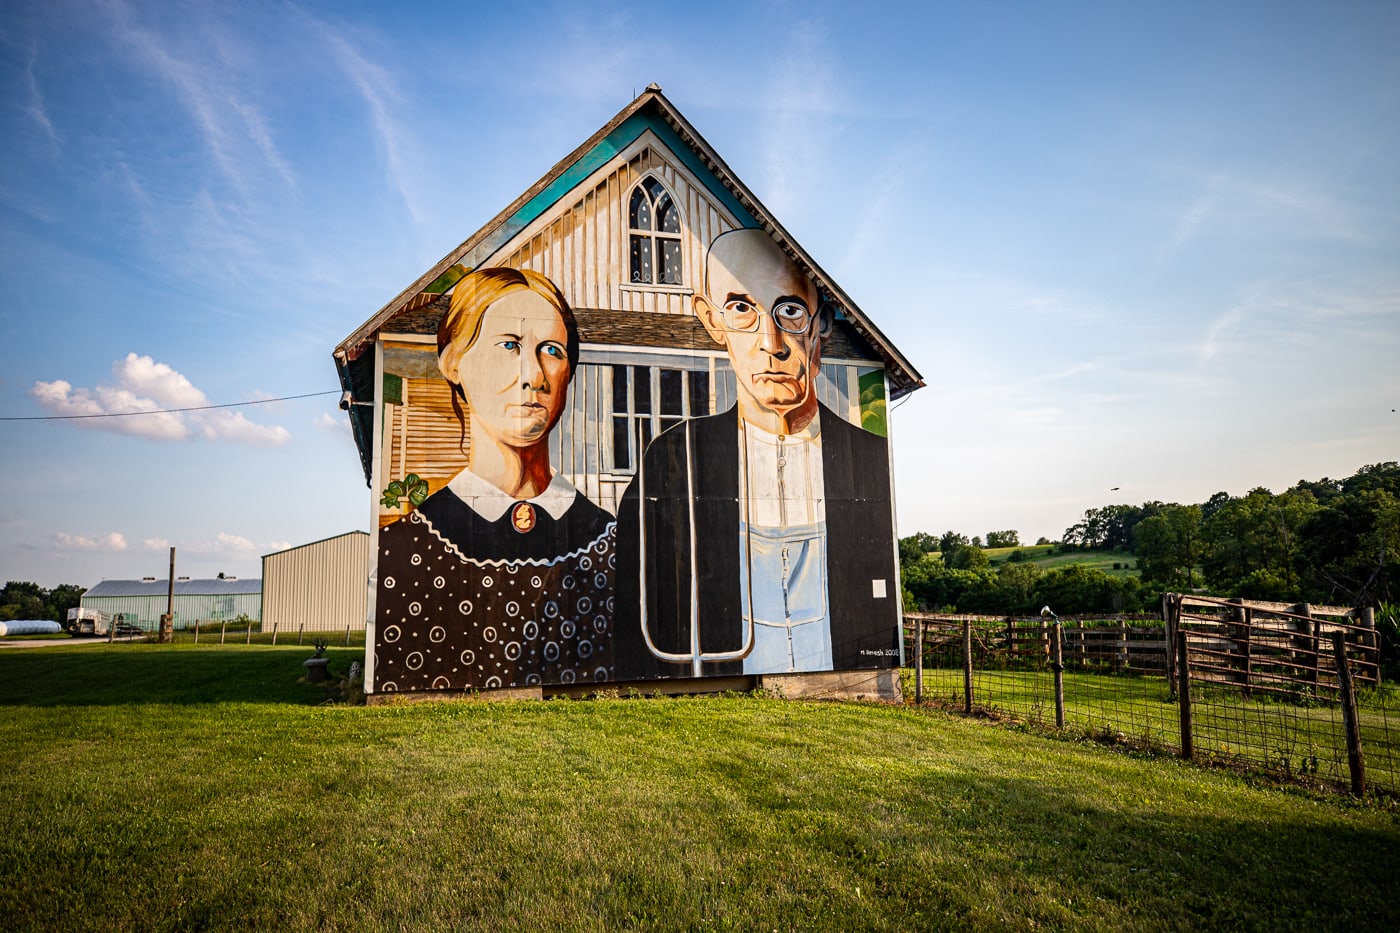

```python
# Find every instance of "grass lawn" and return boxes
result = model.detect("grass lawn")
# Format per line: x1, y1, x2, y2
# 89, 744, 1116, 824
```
2, 644, 1397, 931
910, 668, 1400, 795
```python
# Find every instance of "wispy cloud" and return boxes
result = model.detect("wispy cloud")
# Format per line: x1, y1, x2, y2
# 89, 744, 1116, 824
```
316, 24, 423, 226
30, 353, 290, 446
102, 0, 296, 194
1196, 279, 1400, 365
55, 532, 128, 552
20, 42, 60, 151
760, 18, 845, 217
1154, 171, 1369, 273
840, 130, 931, 273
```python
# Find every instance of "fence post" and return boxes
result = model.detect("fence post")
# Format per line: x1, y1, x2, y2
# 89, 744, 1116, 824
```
245, 623, 251, 645
1332, 631, 1366, 796
1176, 629, 1193, 760
1115, 619, 1127, 674
345, 624, 351, 647
193, 620, 199, 644
963, 619, 974, 715
220, 621, 227, 644
1290, 603, 1315, 690
1228, 597, 1251, 697
914, 616, 924, 704
298, 624, 305, 646
1163, 593, 1177, 698
271, 623, 278, 645
1052, 620, 1065, 730
1357, 607, 1378, 686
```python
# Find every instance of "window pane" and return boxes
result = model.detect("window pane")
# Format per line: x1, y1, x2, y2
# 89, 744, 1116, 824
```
658, 238, 682, 285
656, 193, 680, 233
633, 366, 651, 413
629, 187, 651, 231
630, 234, 652, 284
640, 418, 654, 451
611, 364, 629, 412
660, 369, 683, 415
612, 417, 631, 472
688, 371, 710, 416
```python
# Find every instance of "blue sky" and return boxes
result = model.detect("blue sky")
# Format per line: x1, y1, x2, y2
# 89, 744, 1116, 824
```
2, 0, 1397, 588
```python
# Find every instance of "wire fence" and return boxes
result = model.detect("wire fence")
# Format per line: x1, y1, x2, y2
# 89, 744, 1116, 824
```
905, 595, 1397, 798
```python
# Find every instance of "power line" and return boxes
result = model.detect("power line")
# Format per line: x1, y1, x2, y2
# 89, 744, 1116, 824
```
0, 390, 340, 422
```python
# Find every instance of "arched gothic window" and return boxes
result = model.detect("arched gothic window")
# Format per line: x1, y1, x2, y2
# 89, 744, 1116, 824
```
628, 177, 683, 286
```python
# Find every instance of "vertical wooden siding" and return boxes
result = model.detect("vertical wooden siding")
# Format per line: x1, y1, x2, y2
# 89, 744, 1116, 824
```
496, 147, 736, 313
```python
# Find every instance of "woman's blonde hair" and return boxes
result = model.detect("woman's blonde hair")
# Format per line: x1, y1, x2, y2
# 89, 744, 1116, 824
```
436, 267, 579, 449
438, 267, 579, 381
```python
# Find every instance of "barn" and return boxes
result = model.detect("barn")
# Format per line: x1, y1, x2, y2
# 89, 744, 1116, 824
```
334, 85, 923, 700
260, 531, 370, 636
81, 578, 262, 631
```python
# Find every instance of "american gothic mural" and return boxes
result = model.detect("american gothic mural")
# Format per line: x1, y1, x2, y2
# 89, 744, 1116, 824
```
335, 87, 921, 696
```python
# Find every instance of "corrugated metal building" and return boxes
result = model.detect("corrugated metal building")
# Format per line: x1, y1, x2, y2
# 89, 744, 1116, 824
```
82, 578, 262, 631
261, 531, 370, 633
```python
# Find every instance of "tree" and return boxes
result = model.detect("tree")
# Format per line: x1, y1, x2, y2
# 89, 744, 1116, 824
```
947, 544, 990, 572
1134, 505, 1203, 589
1297, 464, 1400, 605
985, 530, 1020, 548
898, 532, 938, 564
1200, 487, 1318, 598
938, 531, 970, 566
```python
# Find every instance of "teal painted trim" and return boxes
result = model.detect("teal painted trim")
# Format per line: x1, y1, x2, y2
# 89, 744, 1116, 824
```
466, 109, 759, 266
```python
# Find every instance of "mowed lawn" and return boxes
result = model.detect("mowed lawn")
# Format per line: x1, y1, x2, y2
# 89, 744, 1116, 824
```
1, 645, 1397, 931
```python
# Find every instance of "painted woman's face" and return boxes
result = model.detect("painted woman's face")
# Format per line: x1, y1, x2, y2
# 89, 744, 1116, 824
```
455, 290, 571, 450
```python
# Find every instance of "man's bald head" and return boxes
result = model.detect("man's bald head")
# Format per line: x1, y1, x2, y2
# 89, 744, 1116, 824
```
695, 229, 831, 434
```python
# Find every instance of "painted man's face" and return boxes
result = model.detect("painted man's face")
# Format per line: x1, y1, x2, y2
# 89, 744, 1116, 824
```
456, 290, 571, 449
697, 230, 822, 432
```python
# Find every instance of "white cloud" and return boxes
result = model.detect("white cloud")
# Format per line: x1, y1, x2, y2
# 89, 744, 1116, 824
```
266, 540, 293, 552
215, 532, 256, 554
143, 538, 171, 551
30, 353, 290, 446
55, 532, 128, 552
315, 411, 352, 436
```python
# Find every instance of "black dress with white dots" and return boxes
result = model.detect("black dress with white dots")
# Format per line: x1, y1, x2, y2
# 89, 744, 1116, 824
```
373, 488, 616, 692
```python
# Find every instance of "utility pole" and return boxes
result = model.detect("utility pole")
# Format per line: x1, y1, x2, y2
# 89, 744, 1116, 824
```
159, 547, 176, 643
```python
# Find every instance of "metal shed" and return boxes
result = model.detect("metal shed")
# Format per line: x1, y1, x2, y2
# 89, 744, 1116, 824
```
260, 531, 370, 634
82, 578, 262, 631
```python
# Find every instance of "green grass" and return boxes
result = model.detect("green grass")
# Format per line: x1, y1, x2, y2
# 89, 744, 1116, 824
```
930, 545, 1144, 578
909, 667, 1400, 795
2, 645, 1398, 931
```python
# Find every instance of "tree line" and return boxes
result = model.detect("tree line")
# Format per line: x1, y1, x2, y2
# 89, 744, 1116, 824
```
901, 461, 1399, 617
0, 581, 85, 624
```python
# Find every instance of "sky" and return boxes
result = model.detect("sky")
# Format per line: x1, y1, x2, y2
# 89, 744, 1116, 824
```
1, 0, 1397, 588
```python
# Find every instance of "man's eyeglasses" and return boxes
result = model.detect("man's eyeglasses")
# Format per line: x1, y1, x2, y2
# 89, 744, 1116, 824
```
719, 300, 814, 335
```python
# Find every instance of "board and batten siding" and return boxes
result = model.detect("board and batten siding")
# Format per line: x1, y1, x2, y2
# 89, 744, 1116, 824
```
261, 532, 371, 632
495, 144, 738, 316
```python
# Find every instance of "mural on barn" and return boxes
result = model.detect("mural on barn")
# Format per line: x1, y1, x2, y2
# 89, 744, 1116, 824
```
344, 87, 920, 696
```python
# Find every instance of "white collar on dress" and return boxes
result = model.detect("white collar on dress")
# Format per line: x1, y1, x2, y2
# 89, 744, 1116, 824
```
443, 468, 578, 522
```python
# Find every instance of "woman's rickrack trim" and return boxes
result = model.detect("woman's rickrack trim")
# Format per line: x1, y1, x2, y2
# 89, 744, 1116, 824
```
408, 508, 616, 569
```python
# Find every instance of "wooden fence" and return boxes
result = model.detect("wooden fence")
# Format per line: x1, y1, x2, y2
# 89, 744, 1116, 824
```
903, 596, 1389, 796
905, 596, 1380, 696
1165, 594, 1380, 698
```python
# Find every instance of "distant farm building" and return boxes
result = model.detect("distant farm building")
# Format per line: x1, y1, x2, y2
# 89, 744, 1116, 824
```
81, 578, 262, 631
260, 531, 370, 634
